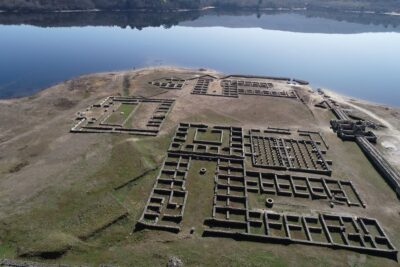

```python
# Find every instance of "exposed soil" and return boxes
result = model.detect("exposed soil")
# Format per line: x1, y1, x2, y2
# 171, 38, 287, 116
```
0, 67, 399, 267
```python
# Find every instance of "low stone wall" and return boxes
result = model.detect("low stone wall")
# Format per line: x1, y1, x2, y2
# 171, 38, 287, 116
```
245, 171, 366, 207
356, 137, 400, 198
222, 74, 291, 81
71, 96, 174, 136
247, 132, 332, 175
136, 122, 397, 260
293, 79, 309, 85
203, 211, 398, 260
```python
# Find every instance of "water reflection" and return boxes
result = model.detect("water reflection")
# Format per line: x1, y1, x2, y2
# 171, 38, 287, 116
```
0, 10, 399, 105
0, 10, 399, 32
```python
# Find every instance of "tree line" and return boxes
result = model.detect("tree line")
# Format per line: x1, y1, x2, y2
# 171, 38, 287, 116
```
0, 0, 398, 13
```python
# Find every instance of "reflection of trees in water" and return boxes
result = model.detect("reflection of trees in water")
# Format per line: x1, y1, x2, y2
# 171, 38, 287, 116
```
0, 11, 203, 30
0, 9, 399, 31
303, 10, 400, 29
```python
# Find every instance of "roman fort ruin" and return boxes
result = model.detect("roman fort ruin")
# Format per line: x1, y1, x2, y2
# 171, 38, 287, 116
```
66, 71, 399, 262
137, 122, 397, 259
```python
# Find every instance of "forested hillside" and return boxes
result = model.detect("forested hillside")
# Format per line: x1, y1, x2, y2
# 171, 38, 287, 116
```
0, 0, 399, 12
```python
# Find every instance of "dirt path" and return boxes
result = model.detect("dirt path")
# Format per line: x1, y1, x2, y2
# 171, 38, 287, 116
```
326, 89, 400, 136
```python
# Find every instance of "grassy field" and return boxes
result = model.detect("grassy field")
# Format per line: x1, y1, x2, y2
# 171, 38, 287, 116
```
105, 103, 137, 125
196, 130, 222, 143
181, 160, 217, 233
0, 68, 399, 266
0, 132, 171, 263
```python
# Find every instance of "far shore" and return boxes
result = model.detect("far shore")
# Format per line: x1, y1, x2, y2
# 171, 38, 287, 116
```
0, 6, 398, 15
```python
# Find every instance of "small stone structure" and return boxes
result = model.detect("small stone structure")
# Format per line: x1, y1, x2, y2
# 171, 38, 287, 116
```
245, 171, 365, 208
190, 75, 299, 99
297, 129, 330, 150
222, 74, 291, 82
191, 77, 214, 96
315, 100, 329, 109
244, 129, 332, 175
168, 123, 244, 159
222, 79, 297, 98
331, 120, 377, 143
136, 153, 190, 233
265, 198, 274, 208
149, 77, 186, 90
167, 257, 183, 267
204, 212, 397, 259
199, 168, 207, 175
318, 89, 349, 121
319, 89, 400, 198
220, 80, 239, 97
71, 96, 174, 136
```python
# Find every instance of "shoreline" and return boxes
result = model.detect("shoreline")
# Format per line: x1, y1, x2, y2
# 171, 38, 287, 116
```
321, 87, 399, 110
3, 68, 400, 163
20, 66, 400, 168
1, 67, 399, 109
2, 66, 399, 147
321, 87, 400, 173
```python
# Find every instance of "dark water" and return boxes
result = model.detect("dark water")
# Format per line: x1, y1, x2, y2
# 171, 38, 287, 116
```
0, 10, 400, 106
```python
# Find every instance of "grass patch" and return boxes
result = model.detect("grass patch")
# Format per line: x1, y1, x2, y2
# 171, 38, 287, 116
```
248, 192, 267, 210
2, 190, 128, 259
196, 130, 222, 143
17, 231, 80, 258
8, 160, 29, 173
62, 194, 128, 240
181, 160, 217, 232
89, 136, 161, 189
216, 249, 287, 267
105, 103, 137, 125
0, 134, 173, 261
122, 75, 131, 96
186, 109, 240, 125
0, 243, 16, 258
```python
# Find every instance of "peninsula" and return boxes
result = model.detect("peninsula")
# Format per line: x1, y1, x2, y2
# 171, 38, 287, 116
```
0, 67, 399, 266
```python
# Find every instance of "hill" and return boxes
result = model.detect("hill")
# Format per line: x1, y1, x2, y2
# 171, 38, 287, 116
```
0, 0, 399, 13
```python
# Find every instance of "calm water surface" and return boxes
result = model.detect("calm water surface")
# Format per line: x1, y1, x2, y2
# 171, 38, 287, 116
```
0, 11, 400, 106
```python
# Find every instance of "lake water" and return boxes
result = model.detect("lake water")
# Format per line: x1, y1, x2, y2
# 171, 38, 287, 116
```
0, 10, 400, 106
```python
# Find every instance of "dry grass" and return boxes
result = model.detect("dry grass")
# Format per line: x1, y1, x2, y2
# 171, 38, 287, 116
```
0, 67, 399, 266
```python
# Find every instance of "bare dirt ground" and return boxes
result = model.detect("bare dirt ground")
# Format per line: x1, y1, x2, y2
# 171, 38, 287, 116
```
0, 67, 399, 267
